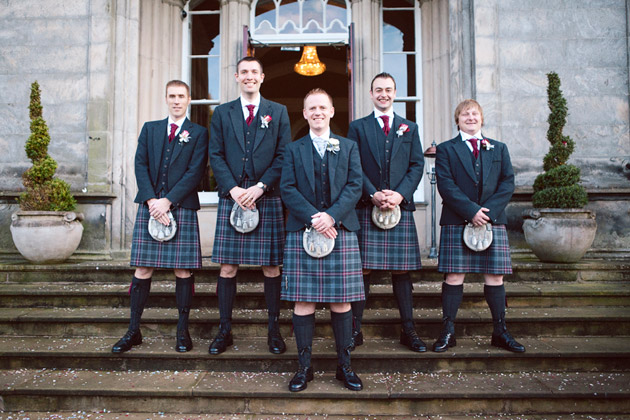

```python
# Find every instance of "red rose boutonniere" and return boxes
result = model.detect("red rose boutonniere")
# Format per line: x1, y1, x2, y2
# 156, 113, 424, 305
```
178, 130, 190, 144
481, 138, 494, 150
396, 123, 409, 137
261, 115, 272, 129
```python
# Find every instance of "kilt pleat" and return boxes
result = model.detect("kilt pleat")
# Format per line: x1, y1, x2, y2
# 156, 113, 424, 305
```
356, 207, 422, 271
281, 229, 365, 303
437, 224, 512, 274
130, 204, 202, 269
211, 188, 285, 266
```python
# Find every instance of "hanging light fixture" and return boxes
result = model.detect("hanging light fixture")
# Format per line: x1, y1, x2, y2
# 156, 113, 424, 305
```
294, 46, 326, 76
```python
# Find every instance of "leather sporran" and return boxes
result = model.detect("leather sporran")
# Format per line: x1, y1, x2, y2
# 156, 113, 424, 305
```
229, 201, 260, 233
302, 227, 335, 258
148, 211, 177, 242
463, 223, 493, 252
371, 205, 401, 230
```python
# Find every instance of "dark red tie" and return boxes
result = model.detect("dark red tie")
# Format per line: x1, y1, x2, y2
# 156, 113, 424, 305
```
246, 105, 255, 126
380, 115, 390, 136
168, 123, 177, 143
468, 138, 479, 159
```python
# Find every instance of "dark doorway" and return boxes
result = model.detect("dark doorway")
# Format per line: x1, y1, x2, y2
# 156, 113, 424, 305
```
255, 46, 349, 140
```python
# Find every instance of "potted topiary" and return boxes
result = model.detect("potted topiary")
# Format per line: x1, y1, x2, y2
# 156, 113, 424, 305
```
10, 81, 84, 263
522, 72, 596, 263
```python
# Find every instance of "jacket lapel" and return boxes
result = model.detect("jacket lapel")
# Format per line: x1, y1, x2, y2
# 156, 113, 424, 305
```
253, 98, 269, 153
170, 118, 192, 164
229, 99, 245, 151
328, 133, 338, 198
481, 136, 494, 185
391, 114, 404, 159
365, 114, 382, 168
151, 118, 168, 180
453, 136, 478, 181
300, 136, 316, 194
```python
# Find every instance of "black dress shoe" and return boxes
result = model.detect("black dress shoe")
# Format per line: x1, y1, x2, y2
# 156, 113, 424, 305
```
268, 330, 286, 354
349, 329, 363, 351
400, 328, 427, 352
112, 330, 142, 354
432, 320, 456, 353
288, 366, 313, 392
175, 329, 193, 353
335, 364, 363, 391
208, 329, 233, 355
491, 330, 526, 353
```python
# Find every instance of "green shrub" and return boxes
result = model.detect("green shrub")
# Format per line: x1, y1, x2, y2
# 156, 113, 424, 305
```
532, 72, 588, 209
18, 81, 77, 212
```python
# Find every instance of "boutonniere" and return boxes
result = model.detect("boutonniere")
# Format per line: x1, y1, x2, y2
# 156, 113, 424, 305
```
178, 130, 190, 144
481, 138, 494, 150
326, 138, 340, 154
396, 123, 409, 137
261, 115, 272, 129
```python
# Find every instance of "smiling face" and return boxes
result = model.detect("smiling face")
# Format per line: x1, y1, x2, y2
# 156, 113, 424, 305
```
370, 76, 396, 113
456, 104, 484, 136
165, 85, 191, 120
235, 59, 265, 98
303, 92, 335, 136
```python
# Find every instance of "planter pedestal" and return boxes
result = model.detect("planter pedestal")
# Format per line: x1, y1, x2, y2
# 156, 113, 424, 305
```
10, 211, 84, 264
522, 208, 596, 263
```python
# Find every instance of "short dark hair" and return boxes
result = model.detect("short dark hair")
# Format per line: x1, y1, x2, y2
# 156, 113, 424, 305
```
237, 56, 264, 73
303, 88, 333, 107
165, 80, 190, 97
370, 72, 396, 91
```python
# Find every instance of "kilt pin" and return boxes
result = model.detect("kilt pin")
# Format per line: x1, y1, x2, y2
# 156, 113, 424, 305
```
346, 112, 426, 353
208, 96, 292, 356
281, 132, 365, 392
113, 115, 209, 355
434, 130, 525, 354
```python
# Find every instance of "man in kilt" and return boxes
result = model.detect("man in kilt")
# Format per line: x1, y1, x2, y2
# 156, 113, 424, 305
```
112, 80, 209, 354
281, 89, 365, 392
433, 99, 525, 353
208, 56, 291, 355
347, 73, 426, 352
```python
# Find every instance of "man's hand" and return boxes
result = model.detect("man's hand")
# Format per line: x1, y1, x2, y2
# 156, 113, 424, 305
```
371, 191, 388, 209
381, 189, 404, 208
147, 198, 172, 226
311, 212, 338, 239
471, 207, 491, 226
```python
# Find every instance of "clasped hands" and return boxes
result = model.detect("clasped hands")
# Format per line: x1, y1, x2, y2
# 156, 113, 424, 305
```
311, 212, 337, 239
471, 207, 491, 226
371, 189, 404, 210
147, 198, 172, 226
230, 185, 264, 210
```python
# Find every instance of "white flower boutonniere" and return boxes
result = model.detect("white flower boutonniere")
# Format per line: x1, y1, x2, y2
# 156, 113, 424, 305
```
178, 130, 190, 144
396, 123, 409, 137
326, 138, 340, 154
481, 138, 494, 150
261, 115, 272, 129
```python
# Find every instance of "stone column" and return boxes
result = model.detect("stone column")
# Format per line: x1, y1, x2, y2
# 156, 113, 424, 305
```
351, 0, 381, 118
220, 0, 252, 102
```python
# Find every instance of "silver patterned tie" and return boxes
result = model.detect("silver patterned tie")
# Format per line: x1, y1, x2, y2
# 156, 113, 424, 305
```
312, 137, 327, 158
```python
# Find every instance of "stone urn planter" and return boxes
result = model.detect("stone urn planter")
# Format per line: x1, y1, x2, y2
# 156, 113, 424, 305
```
522, 208, 596, 263
10, 211, 84, 264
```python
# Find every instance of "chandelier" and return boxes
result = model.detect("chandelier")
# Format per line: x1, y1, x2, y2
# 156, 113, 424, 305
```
294, 46, 326, 76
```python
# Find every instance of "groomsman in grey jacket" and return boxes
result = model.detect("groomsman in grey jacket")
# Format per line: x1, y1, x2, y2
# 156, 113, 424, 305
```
208, 56, 291, 355
347, 72, 426, 352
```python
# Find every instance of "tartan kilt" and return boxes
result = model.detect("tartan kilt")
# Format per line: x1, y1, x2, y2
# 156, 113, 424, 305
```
356, 206, 422, 271
211, 188, 284, 266
281, 229, 365, 303
130, 204, 202, 269
437, 224, 512, 274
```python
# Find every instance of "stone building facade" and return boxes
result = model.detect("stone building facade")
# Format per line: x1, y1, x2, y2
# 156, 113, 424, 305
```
1, 0, 628, 259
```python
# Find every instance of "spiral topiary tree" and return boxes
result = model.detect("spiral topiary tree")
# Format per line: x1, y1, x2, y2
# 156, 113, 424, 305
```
532, 72, 588, 208
18, 81, 77, 211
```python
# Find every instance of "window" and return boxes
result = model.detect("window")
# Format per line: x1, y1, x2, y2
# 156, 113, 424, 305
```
382, 0, 424, 201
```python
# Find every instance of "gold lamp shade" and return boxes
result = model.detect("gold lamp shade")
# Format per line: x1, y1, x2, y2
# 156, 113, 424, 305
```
294, 46, 326, 76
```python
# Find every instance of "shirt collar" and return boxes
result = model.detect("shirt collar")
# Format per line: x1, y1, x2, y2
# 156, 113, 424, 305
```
460, 130, 482, 141
310, 129, 331, 141
374, 108, 394, 124
241, 95, 261, 109
168, 116, 186, 128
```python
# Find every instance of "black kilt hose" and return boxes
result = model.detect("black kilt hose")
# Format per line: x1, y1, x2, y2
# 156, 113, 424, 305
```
437, 224, 512, 274
356, 206, 422, 271
130, 204, 202, 269
211, 185, 285, 266
281, 229, 365, 303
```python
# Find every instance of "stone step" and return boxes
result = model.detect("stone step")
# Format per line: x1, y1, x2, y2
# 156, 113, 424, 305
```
1, 336, 628, 374
1, 257, 628, 283
1, 306, 628, 339
1, 368, 628, 416
4, 414, 629, 420
2, 282, 628, 309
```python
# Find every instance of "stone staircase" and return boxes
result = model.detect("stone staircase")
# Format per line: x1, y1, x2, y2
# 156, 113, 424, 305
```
0, 257, 629, 419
